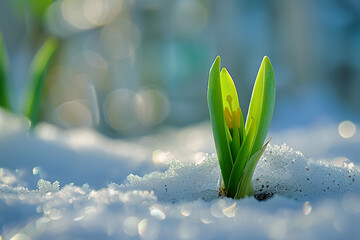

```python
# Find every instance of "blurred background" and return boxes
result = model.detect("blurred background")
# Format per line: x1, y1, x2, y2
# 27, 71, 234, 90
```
0, 0, 360, 137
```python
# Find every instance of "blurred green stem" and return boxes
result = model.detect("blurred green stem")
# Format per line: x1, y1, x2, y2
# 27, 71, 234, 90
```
23, 38, 58, 126
0, 33, 10, 110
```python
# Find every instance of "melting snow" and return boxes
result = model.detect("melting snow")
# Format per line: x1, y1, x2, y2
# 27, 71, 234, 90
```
1, 109, 360, 239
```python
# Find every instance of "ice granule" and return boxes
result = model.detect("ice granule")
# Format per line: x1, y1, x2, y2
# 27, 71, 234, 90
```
37, 179, 60, 194
82, 183, 90, 192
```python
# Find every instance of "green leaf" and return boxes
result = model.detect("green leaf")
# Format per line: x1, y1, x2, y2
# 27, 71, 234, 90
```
0, 33, 10, 110
238, 108, 245, 145
220, 68, 244, 161
227, 116, 257, 197
23, 38, 58, 126
245, 56, 275, 156
220, 68, 240, 119
230, 113, 240, 162
207, 56, 233, 189
234, 138, 270, 199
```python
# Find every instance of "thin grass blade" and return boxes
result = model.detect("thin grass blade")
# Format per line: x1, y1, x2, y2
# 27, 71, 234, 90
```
23, 38, 58, 125
0, 33, 10, 110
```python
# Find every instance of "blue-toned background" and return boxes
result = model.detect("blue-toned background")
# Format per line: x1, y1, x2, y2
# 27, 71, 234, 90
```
0, 0, 359, 136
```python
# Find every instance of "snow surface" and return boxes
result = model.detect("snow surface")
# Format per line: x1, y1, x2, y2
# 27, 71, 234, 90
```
1, 109, 360, 240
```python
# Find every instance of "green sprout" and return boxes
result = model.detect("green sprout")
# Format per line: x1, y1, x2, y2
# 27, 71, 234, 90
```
207, 56, 275, 199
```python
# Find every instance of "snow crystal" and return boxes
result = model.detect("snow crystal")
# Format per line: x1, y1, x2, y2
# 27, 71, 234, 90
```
253, 144, 360, 200
37, 179, 60, 194
117, 154, 220, 202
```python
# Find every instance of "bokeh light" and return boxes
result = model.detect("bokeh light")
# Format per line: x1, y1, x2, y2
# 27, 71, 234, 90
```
137, 218, 159, 240
123, 216, 140, 236
222, 202, 237, 218
83, 50, 108, 69
134, 88, 170, 127
101, 19, 140, 60
152, 150, 173, 165
172, 0, 208, 35
1, 0, 360, 138
46, 0, 123, 35
32, 166, 42, 175
103, 89, 138, 132
54, 100, 94, 128
338, 121, 356, 139
303, 201, 312, 215
150, 205, 166, 220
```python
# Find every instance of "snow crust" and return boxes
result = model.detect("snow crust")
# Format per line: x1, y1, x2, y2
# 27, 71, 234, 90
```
1, 109, 360, 239
118, 144, 360, 203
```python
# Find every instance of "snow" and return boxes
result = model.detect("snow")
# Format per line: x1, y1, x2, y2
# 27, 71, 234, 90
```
1, 109, 360, 239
